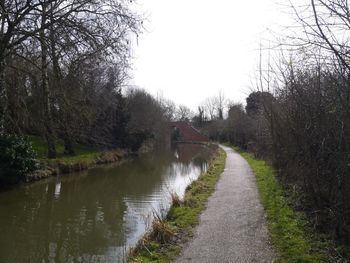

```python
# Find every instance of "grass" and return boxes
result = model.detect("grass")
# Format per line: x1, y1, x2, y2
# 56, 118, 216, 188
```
232, 146, 332, 263
26, 136, 126, 179
129, 147, 226, 263
28, 136, 98, 160
29, 136, 100, 168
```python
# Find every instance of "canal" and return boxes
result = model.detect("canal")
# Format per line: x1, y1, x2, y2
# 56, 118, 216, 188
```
0, 144, 213, 262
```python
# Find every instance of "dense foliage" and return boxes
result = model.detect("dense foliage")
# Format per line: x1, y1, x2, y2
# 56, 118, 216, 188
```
0, 135, 38, 185
270, 68, 350, 246
199, 70, 350, 255
0, 0, 179, 160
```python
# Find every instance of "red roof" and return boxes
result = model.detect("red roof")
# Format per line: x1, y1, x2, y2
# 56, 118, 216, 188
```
169, 121, 209, 142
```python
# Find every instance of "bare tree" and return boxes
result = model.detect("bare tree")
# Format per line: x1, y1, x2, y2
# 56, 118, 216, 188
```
175, 105, 193, 121
198, 106, 205, 123
39, 1, 56, 157
0, 0, 141, 157
203, 97, 216, 120
156, 93, 176, 121
214, 90, 226, 120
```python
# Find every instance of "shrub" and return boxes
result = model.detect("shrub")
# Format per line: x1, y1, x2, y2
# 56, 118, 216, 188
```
0, 134, 38, 186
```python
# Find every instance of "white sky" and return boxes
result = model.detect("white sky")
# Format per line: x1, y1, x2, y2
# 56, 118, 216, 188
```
130, 0, 293, 110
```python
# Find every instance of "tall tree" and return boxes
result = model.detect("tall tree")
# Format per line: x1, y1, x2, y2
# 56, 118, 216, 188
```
214, 91, 226, 120
175, 105, 193, 121
39, 1, 56, 158
0, 0, 141, 157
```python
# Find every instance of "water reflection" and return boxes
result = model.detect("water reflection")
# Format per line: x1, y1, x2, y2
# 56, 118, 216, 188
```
54, 182, 61, 199
0, 144, 212, 263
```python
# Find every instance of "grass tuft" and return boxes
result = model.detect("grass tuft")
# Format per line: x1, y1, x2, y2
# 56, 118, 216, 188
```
149, 211, 176, 244
170, 192, 183, 208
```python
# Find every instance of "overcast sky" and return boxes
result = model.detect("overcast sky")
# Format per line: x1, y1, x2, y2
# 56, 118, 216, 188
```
130, 0, 293, 110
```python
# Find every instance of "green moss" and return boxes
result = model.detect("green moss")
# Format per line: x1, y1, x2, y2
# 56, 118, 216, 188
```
232, 146, 331, 263
129, 147, 226, 263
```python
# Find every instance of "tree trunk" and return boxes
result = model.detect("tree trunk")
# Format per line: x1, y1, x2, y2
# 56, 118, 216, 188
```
63, 133, 74, 155
40, 2, 56, 159
49, 13, 75, 156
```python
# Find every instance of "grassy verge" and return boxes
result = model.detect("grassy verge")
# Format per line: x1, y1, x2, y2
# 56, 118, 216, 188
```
27, 136, 128, 181
232, 146, 332, 263
128, 147, 226, 263
29, 135, 99, 161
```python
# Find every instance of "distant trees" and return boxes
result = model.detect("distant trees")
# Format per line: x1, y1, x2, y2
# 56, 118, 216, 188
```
245, 92, 273, 117
203, 97, 216, 121
124, 88, 170, 150
158, 97, 176, 121
214, 91, 226, 120
226, 103, 254, 149
175, 105, 193, 121
200, 91, 227, 121
192, 106, 205, 126
196, 92, 272, 151
192, 92, 228, 140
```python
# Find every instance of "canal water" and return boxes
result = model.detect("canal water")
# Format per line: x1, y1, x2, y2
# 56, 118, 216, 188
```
0, 144, 213, 263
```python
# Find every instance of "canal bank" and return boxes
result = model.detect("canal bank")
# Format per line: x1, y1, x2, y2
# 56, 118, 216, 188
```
4, 136, 160, 185
23, 137, 161, 183
26, 148, 132, 182
129, 145, 225, 263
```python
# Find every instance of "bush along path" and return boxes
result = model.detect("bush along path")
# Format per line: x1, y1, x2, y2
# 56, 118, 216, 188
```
128, 146, 226, 263
233, 147, 338, 263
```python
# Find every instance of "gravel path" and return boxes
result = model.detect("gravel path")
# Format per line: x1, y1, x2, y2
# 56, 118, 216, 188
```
174, 145, 275, 263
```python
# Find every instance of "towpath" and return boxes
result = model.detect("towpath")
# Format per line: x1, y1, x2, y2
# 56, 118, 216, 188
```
174, 145, 275, 263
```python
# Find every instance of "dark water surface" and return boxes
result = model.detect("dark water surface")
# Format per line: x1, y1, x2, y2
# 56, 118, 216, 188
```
0, 144, 212, 263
